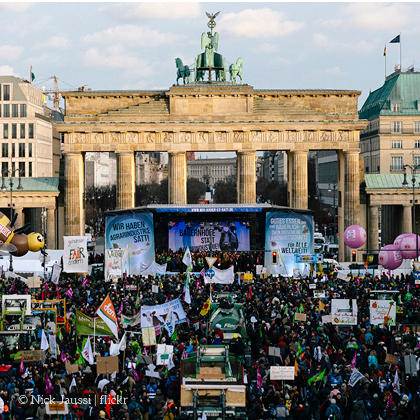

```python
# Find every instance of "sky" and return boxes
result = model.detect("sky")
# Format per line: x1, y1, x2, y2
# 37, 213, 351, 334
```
0, 2, 416, 124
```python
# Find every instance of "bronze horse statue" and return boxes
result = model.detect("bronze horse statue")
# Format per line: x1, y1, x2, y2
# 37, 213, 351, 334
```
175, 58, 190, 85
229, 58, 243, 84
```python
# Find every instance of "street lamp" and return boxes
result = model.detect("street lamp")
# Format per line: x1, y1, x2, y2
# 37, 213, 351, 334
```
402, 164, 420, 261
328, 183, 337, 243
1, 169, 23, 272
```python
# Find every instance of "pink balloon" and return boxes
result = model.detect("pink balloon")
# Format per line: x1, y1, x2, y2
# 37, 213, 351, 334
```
379, 245, 403, 270
344, 225, 367, 249
394, 234, 408, 249
399, 234, 420, 259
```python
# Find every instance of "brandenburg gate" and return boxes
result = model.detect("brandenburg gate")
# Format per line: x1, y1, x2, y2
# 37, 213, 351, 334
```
56, 14, 368, 262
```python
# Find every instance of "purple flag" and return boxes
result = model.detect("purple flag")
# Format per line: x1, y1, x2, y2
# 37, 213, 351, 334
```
66, 288, 73, 299
408, 283, 411, 290
82, 278, 89, 287
183, 349, 187, 359
118, 301, 123, 315
257, 366, 263, 388
155, 324, 161, 336
45, 373, 53, 395
61, 352, 69, 364
200, 268, 205, 278
133, 368, 139, 381
143, 347, 147, 355
20, 354, 24, 373
385, 392, 392, 409
351, 350, 357, 368
196, 278, 200, 290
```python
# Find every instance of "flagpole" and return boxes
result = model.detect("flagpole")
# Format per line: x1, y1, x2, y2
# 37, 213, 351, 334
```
385, 45, 387, 80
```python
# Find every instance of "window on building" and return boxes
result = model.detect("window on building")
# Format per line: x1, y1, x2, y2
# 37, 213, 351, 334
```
18, 143, 25, 158
392, 103, 401, 113
391, 156, 403, 171
415, 156, 420, 168
3, 105, 9, 118
18, 162, 25, 177
11, 124, 16, 139
28, 123, 34, 139
20, 124, 25, 139
415, 140, 420, 149
391, 122, 402, 134
3, 124, 8, 139
3, 85, 10, 101
28, 143, 32, 157
11, 143, 15, 158
414, 122, 420, 134
20, 104, 26, 118
12, 104, 18, 118
11, 162, 15, 174
28, 162, 32, 177
392, 140, 403, 149
1, 163, 7, 177
1, 143, 7, 158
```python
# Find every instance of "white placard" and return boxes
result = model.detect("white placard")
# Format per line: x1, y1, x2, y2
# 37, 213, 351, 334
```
152, 285, 159, 293
63, 236, 88, 273
322, 315, 333, 324
370, 300, 396, 326
270, 366, 295, 380
309, 284, 316, 289
314, 291, 326, 298
331, 299, 358, 325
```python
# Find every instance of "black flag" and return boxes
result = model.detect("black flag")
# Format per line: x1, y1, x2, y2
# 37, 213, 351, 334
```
390, 35, 400, 43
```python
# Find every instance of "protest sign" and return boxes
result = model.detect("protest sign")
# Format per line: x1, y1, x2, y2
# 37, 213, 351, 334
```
331, 299, 358, 325
63, 236, 88, 273
75, 309, 114, 336
270, 366, 295, 380
21, 350, 41, 362
65, 363, 79, 374
370, 300, 396, 325
314, 291, 326, 298
96, 356, 119, 374
295, 313, 307, 321
142, 327, 157, 346
385, 354, 399, 365
140, 298, 187, 328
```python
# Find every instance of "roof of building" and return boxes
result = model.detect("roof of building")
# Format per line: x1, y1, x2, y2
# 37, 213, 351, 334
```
0, 76, 28, 102
365, 173, 420, 190
359, 70, 420, 120
0, 177, 59, 192
187, 158, 236, 165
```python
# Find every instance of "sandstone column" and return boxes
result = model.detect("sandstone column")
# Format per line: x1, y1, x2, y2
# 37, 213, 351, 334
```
116, 151, 135, 209
403, 205, 412, 233
368, 205, 379, 252
289, 150, 308, 209
236, 151, 256, 204
64, 152, 85, 236
168, 152, 187, 204
338, 150, 360, 261
47, 207, 56, 249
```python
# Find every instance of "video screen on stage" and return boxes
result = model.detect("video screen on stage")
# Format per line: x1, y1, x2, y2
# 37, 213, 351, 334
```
168, 221, 250, 253
265, 212, 314, 276
105, 213, 155, 276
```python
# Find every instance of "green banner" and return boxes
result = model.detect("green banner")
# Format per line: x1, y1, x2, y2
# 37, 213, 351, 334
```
75, 309, 114, 336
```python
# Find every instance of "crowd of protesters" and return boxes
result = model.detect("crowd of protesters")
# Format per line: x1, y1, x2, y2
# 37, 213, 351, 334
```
0, 250, 419, 420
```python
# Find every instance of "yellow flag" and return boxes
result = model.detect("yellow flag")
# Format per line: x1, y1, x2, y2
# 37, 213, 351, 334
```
294, 359, 299, 376
319, 300, 326, 312
200, 298, 211, 316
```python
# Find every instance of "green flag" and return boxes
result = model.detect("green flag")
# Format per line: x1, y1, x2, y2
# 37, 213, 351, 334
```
308, 369, 325, 385
297, 342, 303, 357
75, 345, 86, 366
171, 329, 177, 342
284, 304, 288, 315
299, 303, 305, 313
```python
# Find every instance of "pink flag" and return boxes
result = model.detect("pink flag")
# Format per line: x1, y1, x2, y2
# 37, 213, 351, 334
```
200, 268, 205, 278
132, 368, 139, 381
257, 366, 263, 388
155, 324, 161, 336
296, 284, 300, 295
387, 270, 391, 278
183, 349, 187, 359
20, 354, 24, 373
10, 284, 15, 293
118, 302, 123, 315
66, 288, 73, 299
82, 278, 89, 287
351, 350, 357, 368
124, 270, 127, 280
385, 392, 393, 409
45, 373, 53, 395
45, 280, 48, 290
165, 296, 169, 303
61, 352, 69, 364
196, 278, 200, 289
408, 283, 411, 290
355, 276, 360, 286
143, 347, 147, 355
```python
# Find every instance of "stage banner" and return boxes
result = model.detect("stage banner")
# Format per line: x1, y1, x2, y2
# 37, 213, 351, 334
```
105, 213, 154, 276
331, 299, 358, 325
63, 236, 88, 273
168, 221, 250, 253
265, 212, 314, 276
140, 298, 187, 328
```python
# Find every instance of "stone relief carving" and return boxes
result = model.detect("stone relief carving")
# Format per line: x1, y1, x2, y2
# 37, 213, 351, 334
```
215, 132, 227, 143
286, 131, 296, 142
94, 133, 103, 143
163, 132, 173, 143
146, 133, 155, 143
180, 132, 191, 143
233, 131, 244, 142
75, 133, 84, 143
110, 133, 120, 143
251, 131, 262, 142
337, 131, 349, 142
303, 131, 314, 143
196, 132, 208, 143
127, 132, 138, 143
268, 132, 278, 142
320, 131, 331, 142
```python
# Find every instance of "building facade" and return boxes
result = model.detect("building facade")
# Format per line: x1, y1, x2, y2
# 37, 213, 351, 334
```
135, 152, 166, 186
0, 76, 60, 248
187, 157, 236, 189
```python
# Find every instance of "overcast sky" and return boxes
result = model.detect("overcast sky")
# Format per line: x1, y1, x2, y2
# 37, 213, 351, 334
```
0, 2, 416, 113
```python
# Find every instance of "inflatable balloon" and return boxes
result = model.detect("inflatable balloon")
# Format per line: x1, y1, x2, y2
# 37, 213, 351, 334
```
394, 234, 408, 250
378, 245, 403, 270
399, 233, 420, 260
344, 225, 367, 249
